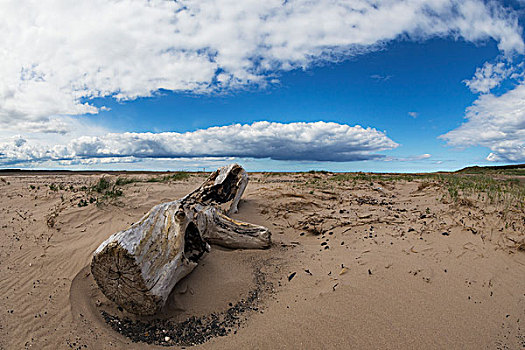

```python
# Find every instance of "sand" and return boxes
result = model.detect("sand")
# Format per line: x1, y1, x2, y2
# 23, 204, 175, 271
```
0, 171, 524, 349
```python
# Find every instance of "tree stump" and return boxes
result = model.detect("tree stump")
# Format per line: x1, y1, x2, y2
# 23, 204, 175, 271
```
91, 164, 271, 315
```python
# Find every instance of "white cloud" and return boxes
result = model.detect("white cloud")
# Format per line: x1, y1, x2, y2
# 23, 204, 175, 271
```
371, 74, 393, 82
13, 137, 26, 148
1, 0, 523, 133
463, 61, 519, 93
445, 56, 525, 161
385, 153, 431, 162
56, 156, 139, 166
441, 83, 525, 162
408, 112, 418, 118
0, 121, 398, 164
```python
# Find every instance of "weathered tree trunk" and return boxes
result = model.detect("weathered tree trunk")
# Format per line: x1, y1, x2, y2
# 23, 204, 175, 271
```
91, 164, 270, 315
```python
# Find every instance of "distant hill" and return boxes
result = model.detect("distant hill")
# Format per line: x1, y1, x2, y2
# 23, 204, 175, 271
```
456, 164, 525, 176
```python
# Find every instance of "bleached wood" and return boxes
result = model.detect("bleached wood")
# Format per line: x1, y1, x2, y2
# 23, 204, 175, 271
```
196, 204, 271, 249
91, 164, 271, 315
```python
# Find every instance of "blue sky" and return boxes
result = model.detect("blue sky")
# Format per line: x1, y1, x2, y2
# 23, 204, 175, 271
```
1, 1, 525, 172
87, 38, 500, 172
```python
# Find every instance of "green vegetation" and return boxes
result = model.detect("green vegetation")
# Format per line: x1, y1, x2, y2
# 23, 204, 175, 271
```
432, 174, 524, 208
330, 172, 414, 183
49, 183, 58, 191
115, 177, 140, 186
326, 170, 523, 209
165, 172, 191, 181
103, 186, 123, 198
84, 172, 190, 205
89, 177, 123, 202
115, 172, 190, 185
91, 177, 112, 193
307, 170, 329, 174
457, 164, 525, 176
263, 172, 282, 177
78, 196, 97, 207
146, 172, 190, 183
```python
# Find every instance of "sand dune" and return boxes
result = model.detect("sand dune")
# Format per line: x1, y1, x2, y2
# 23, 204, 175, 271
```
0, 172, 524, 349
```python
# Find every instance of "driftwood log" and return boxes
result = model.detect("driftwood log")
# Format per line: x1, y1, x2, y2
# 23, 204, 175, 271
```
91, 164, 271, 315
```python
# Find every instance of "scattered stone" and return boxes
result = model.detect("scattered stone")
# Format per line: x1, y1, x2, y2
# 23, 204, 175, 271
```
102, 268, 271, 346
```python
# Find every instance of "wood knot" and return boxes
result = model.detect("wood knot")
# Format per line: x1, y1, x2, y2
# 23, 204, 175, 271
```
175, 210, 186, 220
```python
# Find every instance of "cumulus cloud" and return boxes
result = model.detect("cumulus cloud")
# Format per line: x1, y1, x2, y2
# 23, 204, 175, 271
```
1, 0, 523, 132
56, 156, 140, 166
446, 55, 525, 161
13, 137, 26, 148
441, 84, 525, 162
0, 122, 398, 165
408, 112, 418, 118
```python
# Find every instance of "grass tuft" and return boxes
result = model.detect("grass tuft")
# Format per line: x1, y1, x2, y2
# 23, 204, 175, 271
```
115, 177, 140, 186
431, 174, 524, 208
89, 177, 123, 203
146, 172, 190, 183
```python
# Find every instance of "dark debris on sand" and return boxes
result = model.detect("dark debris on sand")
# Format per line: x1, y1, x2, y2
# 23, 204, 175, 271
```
101, 267, 272, 347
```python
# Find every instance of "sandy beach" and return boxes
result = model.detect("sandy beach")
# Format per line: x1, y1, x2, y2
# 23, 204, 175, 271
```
0, 170, 524, 349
